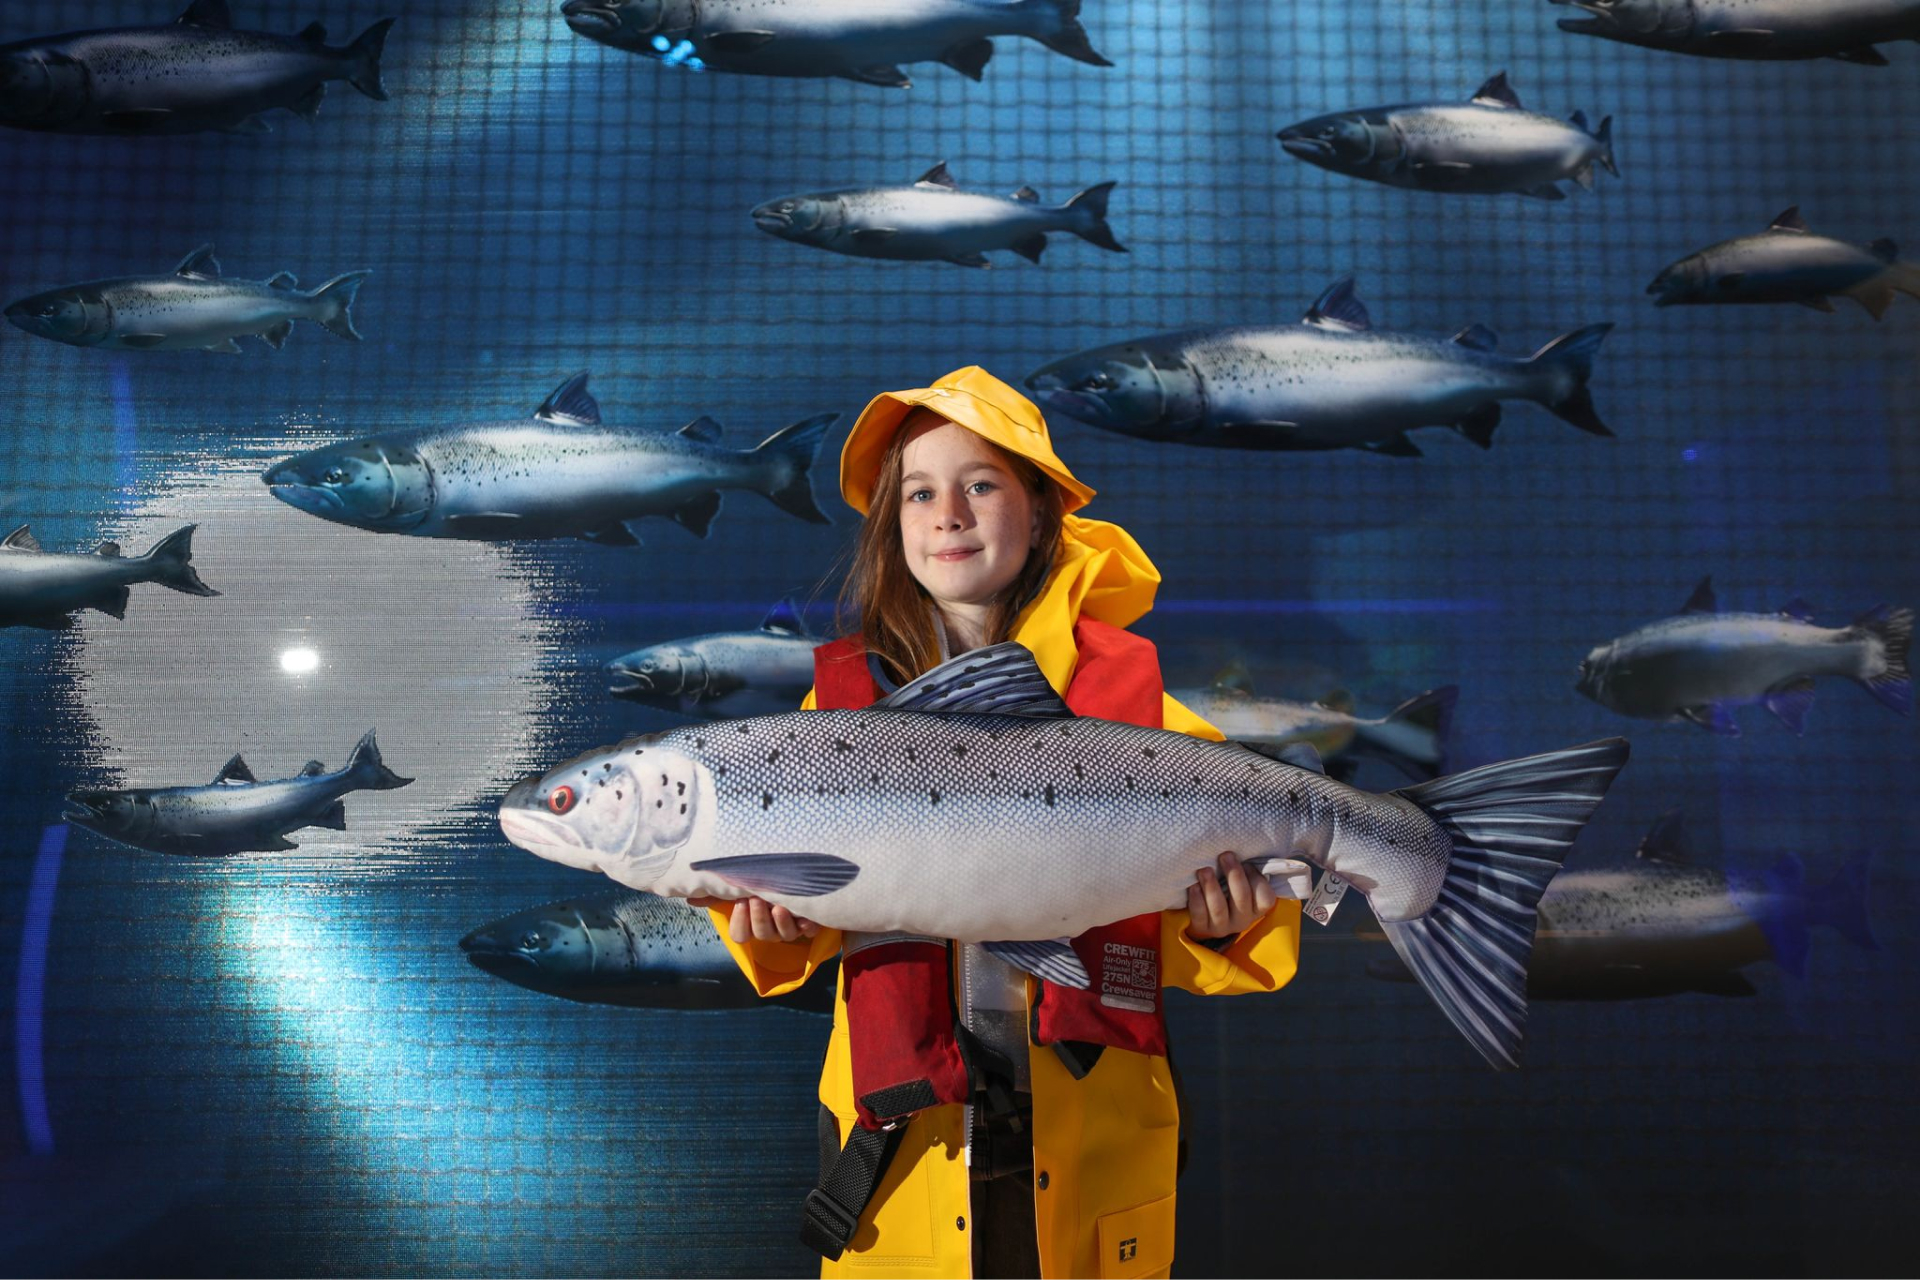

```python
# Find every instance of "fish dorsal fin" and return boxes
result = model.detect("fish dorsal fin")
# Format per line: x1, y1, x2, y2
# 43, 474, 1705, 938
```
1635, 809, 1689, 863
3, 525, 43, 552
94, 541, 122, 557
1871, 237, 1899, 264
267, 270, 298, 290
677, 416, 723, 443
214, 754, 256, 785
177, 0, 232, 26
1011, 185, 1041, 203
1768, 207, 1809, 234
535, 372, 601, 425
876, 642, 1071, 717
760, 597, 808, 635
1210, 659, 1254, 695
1450, 323, 1499, 352
1303, 278, 1371, 332
915, 161, 958, 190
1681, 576, 1717, 614
1471, 71, 1522, 109
1316, 688, 1355, 714
1237, 740, 1326, 773
175, 244, 221, 279
1568, 108, 1589, 131
299, 759, 328, 777
1779, 596, 1816, 622
297, 20, 327, 45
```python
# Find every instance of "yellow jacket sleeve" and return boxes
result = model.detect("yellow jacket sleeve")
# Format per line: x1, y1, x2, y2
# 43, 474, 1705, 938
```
1160, 900, 1302, 996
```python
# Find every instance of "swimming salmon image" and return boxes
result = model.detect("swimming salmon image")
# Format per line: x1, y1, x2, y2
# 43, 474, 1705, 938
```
501, 643, 1631, 1069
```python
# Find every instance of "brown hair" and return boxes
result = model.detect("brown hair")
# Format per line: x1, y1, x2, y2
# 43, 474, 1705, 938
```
837, 409, 1067, 687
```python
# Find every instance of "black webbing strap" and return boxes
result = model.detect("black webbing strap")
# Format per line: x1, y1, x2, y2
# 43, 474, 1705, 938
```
800, 1082, 934, 1261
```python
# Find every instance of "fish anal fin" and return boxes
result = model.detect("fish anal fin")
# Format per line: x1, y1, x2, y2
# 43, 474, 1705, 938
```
706, 29, 776, 53
315, 800, 348, 830
100, 108, 175, 132
1763, 677, 1818, 735
90, 586, 131, 620
844, 64, 910, 87
672, 491, 722, 538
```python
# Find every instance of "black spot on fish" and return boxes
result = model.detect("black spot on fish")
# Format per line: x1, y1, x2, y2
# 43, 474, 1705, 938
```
1160, 789, 1170, 798
906, 746, 918, 763
680, 803, 687, 815
1288, 789, 1300, 803
738, 724, 751, 735
1073, 763, 1083, 780
930, 788, 940, 804
761, 792, 773, 809
656, 799, 663, 808
767, 750, 781, 764
677, 781, 685, 795
1022, 790, 1032, 800
787, 730, 797, 741
660, 774, 668, 787
952, 744, 967, 758
1043, 784, 1055, 807
694, 737, 704, 748
1143, 747, 1157, 758
616, 790, 623, 800
871, 772, 881, 784
833, 739, 852, 753
1125, 775, 1134, 789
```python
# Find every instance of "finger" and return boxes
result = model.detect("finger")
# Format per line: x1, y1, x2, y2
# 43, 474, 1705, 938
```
797, 917, 821, 938
1187, 880, 1209, 931
770, 904, 802, 944
728, 899, 752, 945
1251, 870, 1278, 915
1197, 866, 1229, 930
1219, 852, 1253, 914
747, 897, 777, 942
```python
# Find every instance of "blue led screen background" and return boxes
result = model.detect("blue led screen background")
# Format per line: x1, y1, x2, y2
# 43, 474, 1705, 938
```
0, 0, 1915, 1274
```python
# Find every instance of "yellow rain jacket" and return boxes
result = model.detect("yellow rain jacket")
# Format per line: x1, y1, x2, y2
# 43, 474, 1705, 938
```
710, 367, 1301, 1279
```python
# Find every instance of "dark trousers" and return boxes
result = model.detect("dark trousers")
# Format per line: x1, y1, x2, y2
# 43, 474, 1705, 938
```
971, 1167, 1041, 1279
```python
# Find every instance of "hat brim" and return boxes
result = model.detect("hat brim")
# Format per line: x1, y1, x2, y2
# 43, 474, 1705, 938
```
839, 387, 1095, 516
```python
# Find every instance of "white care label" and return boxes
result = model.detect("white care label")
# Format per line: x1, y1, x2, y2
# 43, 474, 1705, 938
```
1305, 870, 1350, 926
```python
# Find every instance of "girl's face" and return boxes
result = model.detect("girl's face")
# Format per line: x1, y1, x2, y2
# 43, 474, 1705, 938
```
896, 419, 1039, 617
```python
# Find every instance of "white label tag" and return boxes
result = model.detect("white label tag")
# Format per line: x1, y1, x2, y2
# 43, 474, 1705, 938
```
1305, 871, 1350, 926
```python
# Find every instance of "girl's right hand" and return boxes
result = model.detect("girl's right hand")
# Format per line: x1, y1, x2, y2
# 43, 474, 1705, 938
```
689, 895, 822, 944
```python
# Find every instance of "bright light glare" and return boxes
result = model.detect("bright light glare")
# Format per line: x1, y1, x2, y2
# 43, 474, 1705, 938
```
280, 647, 321, 674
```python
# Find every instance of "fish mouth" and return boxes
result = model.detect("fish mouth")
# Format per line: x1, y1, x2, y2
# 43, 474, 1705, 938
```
457, 925, 541, 971
751, 209, 791, 234
1551, 2, 1619, 34
560, 0, 620, 36
263, 475, 347, 515
1025, 377, 1112, 428
1645, 275, 1685, 306
63, 790, 115, 823
499, 796, 605, 872
1276, 130, 1333, 161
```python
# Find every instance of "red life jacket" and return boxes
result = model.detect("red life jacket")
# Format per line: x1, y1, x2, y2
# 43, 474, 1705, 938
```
813, 620, 1172, 1131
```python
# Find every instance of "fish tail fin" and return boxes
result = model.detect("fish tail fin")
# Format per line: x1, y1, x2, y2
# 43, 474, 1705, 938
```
345, 17, 395, 101
1374, 684, 1459, 780
1064, 181, 1126, 253
1846, 604, 1912, 714
1030, 0, 1112, 66
138, 524, 220, 597
1386, 738, 1631, 1069
347, 729, 413, 790
1527, 322, 1615, 437
751, 412, 838, 525
1593, 114, 1617, 176
310, 270, 371, 341
1806, 851, 1880, 954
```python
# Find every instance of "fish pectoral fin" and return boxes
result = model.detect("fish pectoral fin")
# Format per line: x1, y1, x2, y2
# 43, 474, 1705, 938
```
1762, 677, 1817, 735
218, 115, 273, 136
688, 853, 859, 897
1797, 296, 1837, 313
1700, 29, 1776, 53
842, 64, 910, 87
214, 754, 257, 785
259, 836, 299, 852
981, 940, 1089, 989
292, 83, 326, 120
578, 520, 644, 547
1011, 234, 1047, 264
1713, 272, 1747, 292
315, 800, 348, 831
1412, 160, 1475, 189
120, 334, 170, 349
876, 641, 1072, 717
945, 253, 992, 269
1571, 161, 1596, 191
99, 108, 175, 133
89, 586, 131, 620
262, 320, 294, 349
444, 513, 527, 539
1831, 45, 1890, 65
850, 228, 900, 245
1691, 971, 1760, 997
1519, 183, 1568, 201
203, 338, 243, 354
1678, 703, 1741, 735
671, 491, 722, 538
705, 29, 777, 53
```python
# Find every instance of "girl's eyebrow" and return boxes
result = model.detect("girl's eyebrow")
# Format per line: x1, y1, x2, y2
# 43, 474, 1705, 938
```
899, 462, 1008, 486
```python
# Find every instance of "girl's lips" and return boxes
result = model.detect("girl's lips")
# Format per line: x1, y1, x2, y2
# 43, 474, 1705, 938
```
933, 548, 980, 562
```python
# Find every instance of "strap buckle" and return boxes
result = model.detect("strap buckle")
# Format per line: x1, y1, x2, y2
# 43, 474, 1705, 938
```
800, 1188, 860, 1261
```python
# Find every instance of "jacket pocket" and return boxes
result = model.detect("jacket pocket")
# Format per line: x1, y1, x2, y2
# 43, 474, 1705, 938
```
1095, 1191, 1175, 1279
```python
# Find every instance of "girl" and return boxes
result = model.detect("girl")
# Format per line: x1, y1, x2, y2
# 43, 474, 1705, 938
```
697, 366, 1301, 1279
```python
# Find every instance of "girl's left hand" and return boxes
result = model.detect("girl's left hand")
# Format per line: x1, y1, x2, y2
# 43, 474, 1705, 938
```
1186, 851, 1277, 941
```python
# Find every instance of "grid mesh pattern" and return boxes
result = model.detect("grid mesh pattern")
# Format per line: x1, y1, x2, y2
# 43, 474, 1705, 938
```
0, 0, 1915, 1273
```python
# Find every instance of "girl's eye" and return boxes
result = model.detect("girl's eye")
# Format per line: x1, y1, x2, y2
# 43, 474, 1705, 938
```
968, 481, 995, 495
906, 488, 932, 502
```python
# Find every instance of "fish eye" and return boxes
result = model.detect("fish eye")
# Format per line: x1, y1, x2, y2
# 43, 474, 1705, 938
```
548, 785, 576, 815
780, 202, 796, 212
35, 304, 56, 318
1078, 372, 1113, 391
323, 468, 349, 484
518, 930, 547, 951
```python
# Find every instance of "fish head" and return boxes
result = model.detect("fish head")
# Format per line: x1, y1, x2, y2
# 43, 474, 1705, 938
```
5, 287, 111, 347
751, 194, 836, 243
607, 641, 706, 707
1551, 0, 1685, 44
262, 438, 433, 531
0, 50, 88, 127
1277, 111, 1395, 177
500, 734, 702, 889
459, 901, 603, 988
560, 0, 678, 50
1646, 256, 1707, 307
1026, 340, 1205, 440
1574, 644, 1616, 705
63, 788, 152, 841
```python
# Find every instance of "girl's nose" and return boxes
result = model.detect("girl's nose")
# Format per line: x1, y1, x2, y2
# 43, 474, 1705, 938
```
933, 491, 971, 529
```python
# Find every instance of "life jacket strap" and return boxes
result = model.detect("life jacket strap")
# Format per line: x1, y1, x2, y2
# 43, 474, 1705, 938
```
801, 1112, 907, 1262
